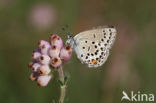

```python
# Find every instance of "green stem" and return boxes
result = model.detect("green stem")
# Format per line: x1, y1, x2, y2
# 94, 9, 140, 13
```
58, 66, 66, 103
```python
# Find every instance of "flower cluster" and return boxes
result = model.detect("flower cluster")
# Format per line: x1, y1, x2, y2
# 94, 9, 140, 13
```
28, 34, 72, 87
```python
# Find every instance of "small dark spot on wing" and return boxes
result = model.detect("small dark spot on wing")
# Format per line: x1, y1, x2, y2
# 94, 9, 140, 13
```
94, 45, 97, 48
88, 47, 90, 51
86, 56, 88, 59
107, 40, 109, 43
93, 34, 96, 38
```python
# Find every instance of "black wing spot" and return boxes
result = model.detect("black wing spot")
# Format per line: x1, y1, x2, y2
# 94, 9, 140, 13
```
88, 47, 90, 51
86, 56, 88, 59
100, 47, 103, 51
101, 52, 104, 55
81, 54, 83, 57
94, 45, 97, 48
85, 41, 87, 43
96, 50, 99, 52
82, 47, 85, 49
93, 34, 96, 38
92, 41, 95, 44
101, 39, 104, 41
104, 44, 107, 46
107, 40, 109, 43
104, 36, 106, 38
91, 53, 94, 56
87, 53, 90, 56
98, 43, 101, 46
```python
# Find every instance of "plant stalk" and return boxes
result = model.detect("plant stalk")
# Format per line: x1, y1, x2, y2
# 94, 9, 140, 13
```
58, 66, 66, 103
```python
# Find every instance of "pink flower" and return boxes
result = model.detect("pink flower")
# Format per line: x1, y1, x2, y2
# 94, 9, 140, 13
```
50, 57, 62, 68
49, 45, 60, 58
29, 34, 73, 87
37, 75, 52, 87
38, 40, 50, 54
39, 54, 51, 65
31, 63, 41, 72
29, 3, 56, 29
38, 65, 51, 75
29, 72, 39, 81
32, 51, 41, 59
60, 46, 72, 62
50, 34, 63, 49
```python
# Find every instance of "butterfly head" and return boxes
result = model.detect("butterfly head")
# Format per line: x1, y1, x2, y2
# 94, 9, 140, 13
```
66, 34, 75, 49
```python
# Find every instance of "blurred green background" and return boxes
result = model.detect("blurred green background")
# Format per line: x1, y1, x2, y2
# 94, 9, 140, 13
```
0, 0, 156, 103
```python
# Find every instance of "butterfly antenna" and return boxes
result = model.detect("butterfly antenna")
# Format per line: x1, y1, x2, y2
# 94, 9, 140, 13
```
61, 24, 72, 35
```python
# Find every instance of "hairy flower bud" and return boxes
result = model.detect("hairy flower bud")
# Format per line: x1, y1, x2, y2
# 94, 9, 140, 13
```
49, 45, 60, 58
29, 72, 38, 81
39, 54, 50, 65
38, 65, 51, 75
60, 46, 72, 62
28, 62, 33, 68
32, 63, 41, 71
50, 34, 63, 49
32, 51, 41, 59
37, 75, 52, 87
50, 57, 62, 68
38, 40, 50, 54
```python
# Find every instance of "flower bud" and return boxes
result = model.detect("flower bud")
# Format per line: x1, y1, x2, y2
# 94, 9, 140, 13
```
29, 72, 38, 81
38, 65, 51, 75
28, 62, 33, 68
49, 45, 60, 58
39, 54, 50, 65
38, 40, 50, 54
50, 34, 63, 49
32, 51, 41, 59
32, 63, 41, 71
50, 57, 62, 68
60, 46, 72, 62
37, 75, 52, 87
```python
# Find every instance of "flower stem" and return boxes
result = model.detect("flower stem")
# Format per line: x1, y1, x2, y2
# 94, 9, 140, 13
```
58, 66, 66, 103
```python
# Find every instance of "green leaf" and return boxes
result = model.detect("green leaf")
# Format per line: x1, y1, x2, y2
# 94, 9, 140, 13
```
58, 79, 64, 86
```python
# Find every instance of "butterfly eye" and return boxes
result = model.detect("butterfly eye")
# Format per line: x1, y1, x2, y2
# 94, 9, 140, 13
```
68, 34, 72, 38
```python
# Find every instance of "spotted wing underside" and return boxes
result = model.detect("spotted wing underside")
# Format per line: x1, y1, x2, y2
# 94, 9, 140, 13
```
73, 26, 116, 68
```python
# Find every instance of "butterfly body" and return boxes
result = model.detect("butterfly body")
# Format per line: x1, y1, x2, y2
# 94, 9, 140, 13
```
66, 26, 117, 68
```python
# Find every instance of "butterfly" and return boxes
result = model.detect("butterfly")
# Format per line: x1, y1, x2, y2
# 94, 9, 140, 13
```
66, 26, 117, 68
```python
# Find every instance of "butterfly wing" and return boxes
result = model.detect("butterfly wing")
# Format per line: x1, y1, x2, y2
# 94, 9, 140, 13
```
73, 26, 116, 68
74, 26, 117, 49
